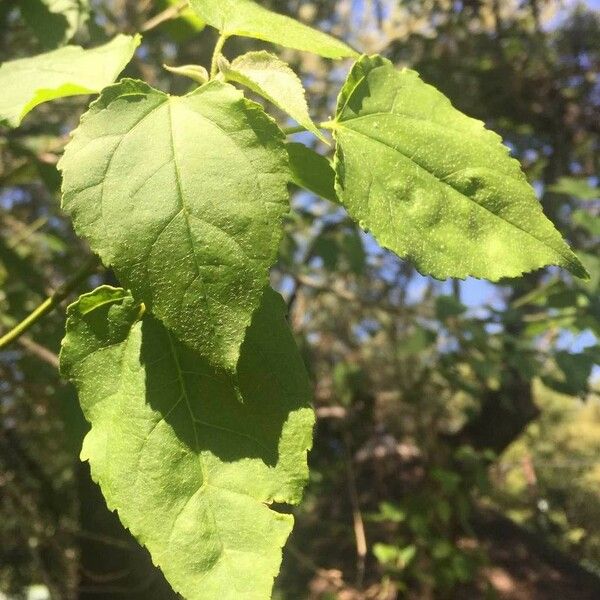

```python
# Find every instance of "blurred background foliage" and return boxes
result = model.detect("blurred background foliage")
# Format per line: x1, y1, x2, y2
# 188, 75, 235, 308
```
0, 0, 599, 598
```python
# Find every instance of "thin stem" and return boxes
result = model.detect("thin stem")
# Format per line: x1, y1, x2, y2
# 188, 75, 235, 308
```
210, 33, 229, 79
344, 431, 367, 589
281, 124, 307, 135
0, 256, 99, 351
18, 336, 59, 369
141, 0, 187, 32
282, 121, 336, 136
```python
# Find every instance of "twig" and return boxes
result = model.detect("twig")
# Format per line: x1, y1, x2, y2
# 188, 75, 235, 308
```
0, 256, 99, 351
7, 216, 47, 249
344, 432, 367, 589
141, 0, 187, 32
210, 33, 229, 79
17, 335, 60, 369
282, 121, 335, 135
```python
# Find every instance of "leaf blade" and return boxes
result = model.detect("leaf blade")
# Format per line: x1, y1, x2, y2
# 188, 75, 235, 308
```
60, 286, 314, 600
332, 55, 587, 281
287, 142, 337, 203
20, 0, 90, 48
189, 0, 357, 59
0, 34, 140, 127
221, 51, 326, 142
59, 79, 290, 373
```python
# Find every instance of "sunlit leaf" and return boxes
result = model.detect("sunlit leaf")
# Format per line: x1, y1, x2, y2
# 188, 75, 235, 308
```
0, 34, 140, 127
189, 0, 357, 59
61, 286, 314, 600
60, 79, 289, 373
220, 51, 326, 142
332, 55, 587, 281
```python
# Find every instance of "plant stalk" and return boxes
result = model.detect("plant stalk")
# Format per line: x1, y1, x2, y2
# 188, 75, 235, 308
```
141, 0, 187, 32
282, 121, 336, 136
210, 33, 229, 79
0, 256, 99, 351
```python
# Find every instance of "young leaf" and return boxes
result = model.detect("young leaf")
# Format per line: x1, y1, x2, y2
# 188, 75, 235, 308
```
164, 63, 209, 84
60, 286, 314, 600
20, 0, 90, 48
287, 142, 337, 203
60, 79, 289, 374
189, 0, 357, 59
0, 34, 140, 127
219, 51, 326, 143
332, 55, 588, 281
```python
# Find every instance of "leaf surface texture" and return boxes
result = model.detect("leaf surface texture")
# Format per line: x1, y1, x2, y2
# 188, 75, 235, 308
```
60, 286, 314, 600
60, 79, 290, 373
333, 55, 587, 280
221, 51, 325, 142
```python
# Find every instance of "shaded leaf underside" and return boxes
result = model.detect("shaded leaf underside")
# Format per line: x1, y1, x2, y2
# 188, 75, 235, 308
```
190, 0, 357, 59
286, 142, 337, 203
60, 286, 314, 600
20, 0, 90, 48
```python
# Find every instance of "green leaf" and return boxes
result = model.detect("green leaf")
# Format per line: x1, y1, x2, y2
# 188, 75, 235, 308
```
436, 295, 466, 320
548, 177, 599, 201
60, 79, 289, 373
342, 227, 366, 274
573, 210, 600, 236
20, 0, 90, 48
0, 34, 140, 127
189, 0, 357, 59
164, 63, 210, 84
60, 286, 314, 600
313, 235, 339, 270
397, 327, 436, 357
286, 142, 337, 203
543, 350, 596, 397
219, 51, 326, 143
332, 55, 588, 281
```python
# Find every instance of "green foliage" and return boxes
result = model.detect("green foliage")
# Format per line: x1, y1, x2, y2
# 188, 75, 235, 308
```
59, 78, 289, 374
20, 0, 90, 48
218, 51, 326, 142
0, 34, 140, 127
61, 286, 314, 600
0, 35, 141, 127
189, 0, 357, 59
548, 177, 599, 201
369, 449, 489, 594
573, 211, 600, 237
332, 55, 587, 281
1, 1, 595, 598
155, 0, 206, 39
286, 142, 337, 203
165, 63, 210, 84
493, 382, 600, 566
